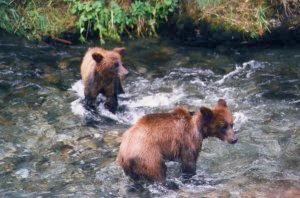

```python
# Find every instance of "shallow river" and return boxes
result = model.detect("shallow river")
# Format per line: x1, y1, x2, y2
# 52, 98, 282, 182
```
0, 32, 299, 197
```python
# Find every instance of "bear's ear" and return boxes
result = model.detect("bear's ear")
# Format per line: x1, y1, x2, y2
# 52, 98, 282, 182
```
92, 53, 103, 63
200, 107, 213, 124
113, 47, 125, 56
217, 99, 227, 107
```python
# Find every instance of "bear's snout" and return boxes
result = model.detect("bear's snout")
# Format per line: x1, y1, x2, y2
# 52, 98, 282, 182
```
118, 64, 129, 78
225, 129, 237, 144
230, 137, 238, 144
229, 131, 238, 144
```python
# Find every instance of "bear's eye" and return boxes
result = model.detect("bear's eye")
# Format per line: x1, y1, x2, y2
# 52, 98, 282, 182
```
113, 62, 119, 68
220, 124, 228, 133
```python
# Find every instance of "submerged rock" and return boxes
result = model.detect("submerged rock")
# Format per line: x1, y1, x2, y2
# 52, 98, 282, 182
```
44, 73, 61, 84
58, 60, 69, 70
0, 116, 14, 126
15, 168, 30, 179
102, 131, 122, 148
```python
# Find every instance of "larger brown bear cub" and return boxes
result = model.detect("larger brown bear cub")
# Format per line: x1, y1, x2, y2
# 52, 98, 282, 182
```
81, 47, 128, 113
117, 99, 237, 183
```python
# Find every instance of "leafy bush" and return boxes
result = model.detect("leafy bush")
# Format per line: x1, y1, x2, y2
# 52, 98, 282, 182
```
68, 0, 178, 43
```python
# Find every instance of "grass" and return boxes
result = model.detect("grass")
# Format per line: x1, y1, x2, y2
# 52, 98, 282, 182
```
196, 0, 223, 9
0, 0, 24, 36
181, 0, 272, 38
0, 0, 299, 42
0, 0, 75, 40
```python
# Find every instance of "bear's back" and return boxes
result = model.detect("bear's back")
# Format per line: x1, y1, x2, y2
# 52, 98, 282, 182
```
120, 107, 194, 157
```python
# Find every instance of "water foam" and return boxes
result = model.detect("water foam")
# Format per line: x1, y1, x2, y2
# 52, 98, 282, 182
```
70, 63, 257, 126
70, 80, 87, 116
71, 80, 85, 98
124, 88, 185, 108
233, 112, 248, 131
216, 65, 244, 85
216, 60, 265, 85
70, 99, 87, 116
70, 79, 187, 125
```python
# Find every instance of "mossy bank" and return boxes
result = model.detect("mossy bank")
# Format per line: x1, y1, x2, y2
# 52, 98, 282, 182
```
0, 0, 299, 46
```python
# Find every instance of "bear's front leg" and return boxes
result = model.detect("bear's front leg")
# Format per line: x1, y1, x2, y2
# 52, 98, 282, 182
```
84, 89, 97, 110
180, 147, 198, 177
104, 95, 118, 113
83, 72, 99, 110
115, 77, 125, 94
103, 78, 121, 113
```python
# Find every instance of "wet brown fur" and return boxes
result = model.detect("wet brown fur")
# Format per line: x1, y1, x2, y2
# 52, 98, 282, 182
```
80, 47, 127, 113
117, 99, 237, 183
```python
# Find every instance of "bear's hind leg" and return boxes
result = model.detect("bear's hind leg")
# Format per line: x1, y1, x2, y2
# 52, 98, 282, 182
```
125, 154, 167, 183
145, 160, 167, 183
124, 157, 142, 181
180, 147, 198, 178
137, 152, 167, 183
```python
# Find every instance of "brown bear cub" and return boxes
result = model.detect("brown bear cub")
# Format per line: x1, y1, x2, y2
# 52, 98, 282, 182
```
117, 99, 237, 183
80, 47, 128, 113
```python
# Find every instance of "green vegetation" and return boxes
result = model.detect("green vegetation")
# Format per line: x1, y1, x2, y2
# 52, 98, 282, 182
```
180, 0, 271, 38
0, 0, 299, 43
196, 0, 223, 9
0, 0, 75, 40
68, 0, 178, 43
0, 0, 24, 37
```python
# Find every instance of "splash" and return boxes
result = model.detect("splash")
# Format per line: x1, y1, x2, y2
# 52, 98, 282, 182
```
216, 60, 265, 85
70, 79, 187, 125
71, 80, 85, 98
70, 98, 87, 116
233, 112, 248, 130
124, 88, 185, 108
69, 62, 267, 127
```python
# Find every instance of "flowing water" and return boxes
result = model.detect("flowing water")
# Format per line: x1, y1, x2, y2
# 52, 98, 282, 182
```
0, 32, 299, 197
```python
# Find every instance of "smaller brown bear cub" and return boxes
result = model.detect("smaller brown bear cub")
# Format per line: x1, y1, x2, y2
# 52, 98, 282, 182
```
117, 99, 237, 183
80, 47, 128, 113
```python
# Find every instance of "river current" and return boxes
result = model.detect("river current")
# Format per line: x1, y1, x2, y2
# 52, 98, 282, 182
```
0, 33, 299, 197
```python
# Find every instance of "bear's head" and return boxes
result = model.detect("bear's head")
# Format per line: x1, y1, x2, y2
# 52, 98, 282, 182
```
200, 99, 238, 144
91, 47, 128, 78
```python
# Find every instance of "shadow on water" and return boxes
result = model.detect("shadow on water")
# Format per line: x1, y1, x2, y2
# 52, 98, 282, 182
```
0, 31, 299, 197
